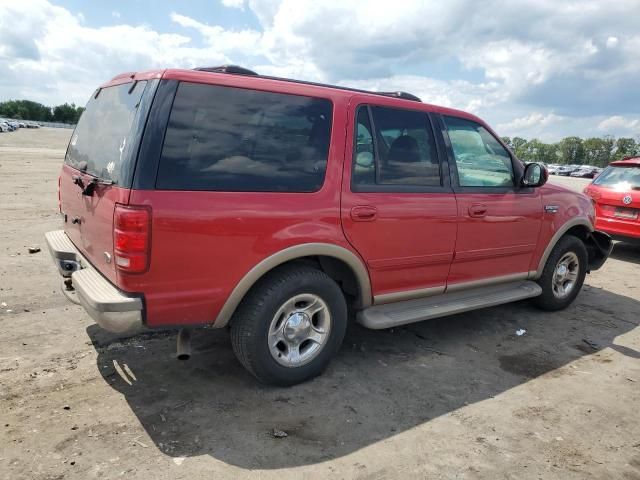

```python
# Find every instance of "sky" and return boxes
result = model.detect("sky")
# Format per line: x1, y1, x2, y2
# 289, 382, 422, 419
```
1, 0, 639, 141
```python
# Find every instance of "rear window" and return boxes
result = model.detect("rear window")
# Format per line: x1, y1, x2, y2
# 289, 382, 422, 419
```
156, 82, 332, 192
65, 81, 148, 185
593, 165, 640, 189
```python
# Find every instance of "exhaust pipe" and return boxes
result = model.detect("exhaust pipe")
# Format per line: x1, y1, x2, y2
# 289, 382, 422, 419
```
176, 328, 191, 361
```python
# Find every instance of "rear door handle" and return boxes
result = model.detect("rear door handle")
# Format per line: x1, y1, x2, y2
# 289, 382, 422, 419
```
469, 204, 488, 218
351, 205, 378, 222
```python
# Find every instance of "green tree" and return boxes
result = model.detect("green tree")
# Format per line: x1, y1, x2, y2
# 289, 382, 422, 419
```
583, 137, 614, 166
511, 137, 529, 159
517, 139, 559, 164
0, 100, 53, 121
614, 138, 638, 160
558, 137, 585, 164
52, 103, 80, 123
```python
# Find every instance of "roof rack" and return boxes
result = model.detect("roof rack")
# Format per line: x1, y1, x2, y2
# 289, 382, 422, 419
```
193, 65, 422, 102
377, 91, 422, 102
194, 65, 258, 76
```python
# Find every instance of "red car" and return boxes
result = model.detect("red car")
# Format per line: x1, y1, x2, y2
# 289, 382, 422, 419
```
584, 157, 640, 242
45, 66, 612, 385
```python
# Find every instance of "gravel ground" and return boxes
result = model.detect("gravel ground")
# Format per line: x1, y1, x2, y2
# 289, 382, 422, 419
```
1, 128, 639, 480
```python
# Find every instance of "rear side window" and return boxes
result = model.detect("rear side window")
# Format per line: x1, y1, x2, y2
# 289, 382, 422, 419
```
352, 105, 440, 189
65, 81, 148, 185
157, 82, 332, 192
443, 116, 514, 188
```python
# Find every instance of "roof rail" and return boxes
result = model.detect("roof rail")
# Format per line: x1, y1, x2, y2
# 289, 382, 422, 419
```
110, 72, 136, 81
378, 91, 422, 102
193, 65, 422, 102
193, 65, 258, 76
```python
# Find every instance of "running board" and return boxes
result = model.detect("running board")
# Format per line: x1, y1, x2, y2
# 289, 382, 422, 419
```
358, 281, 542, 330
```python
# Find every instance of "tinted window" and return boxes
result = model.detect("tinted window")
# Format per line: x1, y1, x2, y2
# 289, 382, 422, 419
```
593, 165, 640, 189
157, 82, 332, 192
444, 116, 514, 187
352, 106, 440, 188
65, 81, 148, 185
352, 108, 376, 185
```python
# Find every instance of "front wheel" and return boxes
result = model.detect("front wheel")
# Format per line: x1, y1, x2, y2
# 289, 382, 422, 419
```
532, 235, 588, 311
230, 265, 347, 386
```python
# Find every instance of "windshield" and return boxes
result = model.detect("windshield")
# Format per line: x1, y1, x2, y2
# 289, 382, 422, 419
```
593, 165, 640, 190
65, 81, 148, 185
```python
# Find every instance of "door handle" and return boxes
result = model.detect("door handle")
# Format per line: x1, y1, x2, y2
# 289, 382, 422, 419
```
468, 204, 488, 218
351, 205, 378, 222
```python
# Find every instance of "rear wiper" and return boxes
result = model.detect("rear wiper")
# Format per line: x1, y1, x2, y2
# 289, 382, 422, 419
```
72, 175, 114, 196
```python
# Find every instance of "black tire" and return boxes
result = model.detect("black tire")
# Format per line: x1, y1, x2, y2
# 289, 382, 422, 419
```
230, 264, 347, 386
532, 235, 588, 311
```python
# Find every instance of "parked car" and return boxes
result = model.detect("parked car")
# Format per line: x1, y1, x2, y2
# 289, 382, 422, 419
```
584, 157, 640, 243
547, 164, 560, 175
1, 119, 16, 131
45, 66, 613, 385
571, 166, 599, 178
0, 121, 9, 132
556, 165, 576, 176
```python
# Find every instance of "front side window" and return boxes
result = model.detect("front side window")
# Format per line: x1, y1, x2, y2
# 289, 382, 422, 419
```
352, 106, 440, 188
157, 82, 332, 192
444, 116, 514, 188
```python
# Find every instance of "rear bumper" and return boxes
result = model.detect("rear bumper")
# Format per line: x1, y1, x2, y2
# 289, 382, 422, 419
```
595, 217, 640, 241
45, 230, 144, 334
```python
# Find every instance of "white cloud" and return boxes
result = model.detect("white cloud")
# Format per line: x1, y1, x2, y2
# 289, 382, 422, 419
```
112, 11, 121, 19
1, 0, 639, 142
221, 0, 246, 8
598, 116, 640, 134
498, 112, 564, 132
170, 12, 262, 53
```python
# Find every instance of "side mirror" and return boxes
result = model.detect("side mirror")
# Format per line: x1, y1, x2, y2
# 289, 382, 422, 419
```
521, 162, 548, 188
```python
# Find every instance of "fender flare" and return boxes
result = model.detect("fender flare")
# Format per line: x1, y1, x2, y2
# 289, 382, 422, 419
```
214, 243, 372, 327
531, 217, 593, 279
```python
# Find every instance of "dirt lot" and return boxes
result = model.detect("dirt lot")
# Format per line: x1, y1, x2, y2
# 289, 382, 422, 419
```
1, 128, 639, 480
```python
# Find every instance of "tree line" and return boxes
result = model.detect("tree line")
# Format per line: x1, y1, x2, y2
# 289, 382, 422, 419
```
501, 136, 639, 167
0, 99, 85, 124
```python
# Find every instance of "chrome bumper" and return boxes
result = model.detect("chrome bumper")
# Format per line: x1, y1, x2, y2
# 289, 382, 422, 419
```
45, 230, 144, 334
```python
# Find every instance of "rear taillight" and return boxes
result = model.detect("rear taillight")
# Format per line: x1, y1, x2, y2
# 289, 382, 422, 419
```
113, 205, 151, 273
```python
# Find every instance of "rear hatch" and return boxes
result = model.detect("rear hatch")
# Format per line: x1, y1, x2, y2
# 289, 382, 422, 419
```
60, 76, 157, 284
588, 163, 640, 223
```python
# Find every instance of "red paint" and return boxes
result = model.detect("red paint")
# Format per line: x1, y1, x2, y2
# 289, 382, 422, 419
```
58, 68, 597, 328
584, 157, 640, 241
448, 192, 542, 284
59, 164, 129, 285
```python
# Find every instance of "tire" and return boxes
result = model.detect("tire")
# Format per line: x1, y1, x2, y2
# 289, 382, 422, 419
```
230, 264, 347, 386
532, 235, 588, 311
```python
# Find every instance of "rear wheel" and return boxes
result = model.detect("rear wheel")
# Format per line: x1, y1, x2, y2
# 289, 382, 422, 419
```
230, 265, 347, 386
533, 235, 588, 311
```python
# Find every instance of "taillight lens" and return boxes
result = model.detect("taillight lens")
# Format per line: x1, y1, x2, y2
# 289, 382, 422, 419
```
113, 205, 151, 273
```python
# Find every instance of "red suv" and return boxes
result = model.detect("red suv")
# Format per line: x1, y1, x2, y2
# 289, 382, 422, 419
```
584, 157, 640, 243
46, 66, 612, 385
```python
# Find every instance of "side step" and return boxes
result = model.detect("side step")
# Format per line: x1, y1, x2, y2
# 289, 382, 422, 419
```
358, 281, 542, 330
